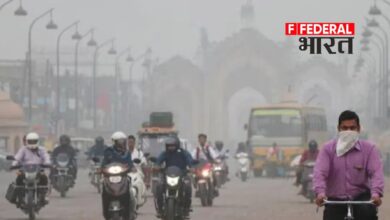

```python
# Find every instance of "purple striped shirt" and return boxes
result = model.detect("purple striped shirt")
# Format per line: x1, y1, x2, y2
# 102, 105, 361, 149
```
313, 139, 384, 199
12, 146, 51, 166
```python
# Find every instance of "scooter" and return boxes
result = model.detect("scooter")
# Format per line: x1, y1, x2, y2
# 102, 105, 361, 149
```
128, 159, 147, 209
301, 160, 315, 203
236, 152, 250, 182
98, 159, 136, 220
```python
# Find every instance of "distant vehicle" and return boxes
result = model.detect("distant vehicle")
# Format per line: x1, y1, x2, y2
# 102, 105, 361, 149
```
245, 100, 328, 177
71, 137, 94, 168
138, 112, 178, 158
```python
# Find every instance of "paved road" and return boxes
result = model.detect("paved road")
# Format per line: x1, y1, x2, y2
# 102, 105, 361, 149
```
0, 169, 389, 220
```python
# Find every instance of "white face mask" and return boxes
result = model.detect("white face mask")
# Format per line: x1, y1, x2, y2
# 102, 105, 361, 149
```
336, 130, 359, 157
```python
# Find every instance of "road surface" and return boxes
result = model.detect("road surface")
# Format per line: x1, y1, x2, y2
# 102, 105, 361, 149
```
0, 169, 389, 220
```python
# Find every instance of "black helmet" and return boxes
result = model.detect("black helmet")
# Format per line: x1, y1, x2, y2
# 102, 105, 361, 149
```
165, 136, 180, 152
308, 140, 318, 151
215, 141, 223, 151
95, 136, 104, 145
59, 134, 71, 146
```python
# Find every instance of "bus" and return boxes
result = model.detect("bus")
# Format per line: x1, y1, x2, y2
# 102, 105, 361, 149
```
245, 101, 328, 177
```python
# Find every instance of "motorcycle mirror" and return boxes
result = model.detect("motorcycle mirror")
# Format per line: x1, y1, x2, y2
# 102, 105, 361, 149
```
149, 157, 157, 163
133, 158, 141, 164
92, 157, 100, 163
6, 155, 15, 161
144, 152, 150, 158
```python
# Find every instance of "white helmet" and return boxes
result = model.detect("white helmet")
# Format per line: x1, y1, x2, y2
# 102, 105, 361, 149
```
111, 131, 127, 145
26, 132, 40, 150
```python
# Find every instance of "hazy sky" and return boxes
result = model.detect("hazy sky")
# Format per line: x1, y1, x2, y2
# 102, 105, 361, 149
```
0, 0, 377, 63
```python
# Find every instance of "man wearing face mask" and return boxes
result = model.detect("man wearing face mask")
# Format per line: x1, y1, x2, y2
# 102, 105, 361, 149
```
313, 110, 384, 220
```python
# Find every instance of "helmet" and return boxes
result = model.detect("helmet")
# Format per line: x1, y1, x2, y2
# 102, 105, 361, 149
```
26, 132, 39, 150
215, 141, 224, 151
95, 136, 104, 145
59, 134, 71, 146
308, 140, 318, 151
165, 136, 180, 152
111, 131, 127, 146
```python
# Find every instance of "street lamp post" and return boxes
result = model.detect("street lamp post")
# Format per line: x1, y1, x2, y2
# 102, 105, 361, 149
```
74, 28, 96, 129
367, 18, 389, 116
363, 36, 385, 116
55, 21, 80, 133
0, 0, 26, 15
114, 47, 130, 130
92, 38, 116, 129
125, 48, 151, 130
26, 8, 57, 124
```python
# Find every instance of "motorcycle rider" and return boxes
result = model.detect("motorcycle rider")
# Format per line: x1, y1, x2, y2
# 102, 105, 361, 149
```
191, 133, 219, 196
87, 136, 108, 160
191, 134, 218, 163
101, 131, 135, 220
214, 141, 230, 180
155, 135, 194, 218
50, 134, 78, 185
11, 132, 51, 206
296, 140, 319, 194
235, 142, 253, 175
128, 135, 147, 166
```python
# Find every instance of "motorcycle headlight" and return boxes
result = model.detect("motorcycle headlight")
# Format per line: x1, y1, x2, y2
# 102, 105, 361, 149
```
109, 176, 122, 183
239, 158, 248, 165
213, 166, 223, 171
58, 161, 69, 167
166, 176, 180, 187
25, 172, 36, 180
107, 166, 123, 174
202, 169, 210, 177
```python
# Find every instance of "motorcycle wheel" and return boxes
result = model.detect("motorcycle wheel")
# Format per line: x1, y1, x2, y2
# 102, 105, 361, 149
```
97, 182, 102, 194
60, 190, 66, 198
215, 174, 222, 188
27, 190, 35, 220
111, 211, 121, 220
166, 198, 176, 220
199, 184, 208, 207
59, 176, 67, 198
240, 172, 247, 182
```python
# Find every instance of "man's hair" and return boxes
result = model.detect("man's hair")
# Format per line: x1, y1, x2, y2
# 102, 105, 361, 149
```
128, 135, 136, 141
338, 110, 360, 126
198, 133, 207, 139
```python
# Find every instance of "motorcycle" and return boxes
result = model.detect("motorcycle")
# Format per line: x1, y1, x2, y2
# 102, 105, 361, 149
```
162, 166, 187, 220
51, 153, 74, 197
213, 153, 229, 188
6, 156, 50, 220
128, 158, 147, 209
235, 152, 250, 182
195, 160, 215, 207
89, 156, 103, 193
98, 158, 136, 220
301, 160, 315, 203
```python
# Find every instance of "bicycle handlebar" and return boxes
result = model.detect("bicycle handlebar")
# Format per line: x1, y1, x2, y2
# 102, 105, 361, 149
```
324, 200, 374, 205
